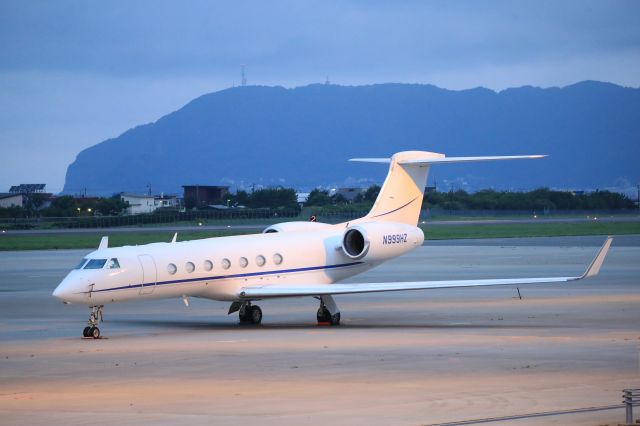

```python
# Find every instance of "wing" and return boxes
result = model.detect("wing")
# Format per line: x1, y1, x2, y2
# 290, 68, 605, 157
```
238, 237, 612, 299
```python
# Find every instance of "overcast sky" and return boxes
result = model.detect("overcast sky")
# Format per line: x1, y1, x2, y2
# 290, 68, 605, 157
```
1, 0, 639, 193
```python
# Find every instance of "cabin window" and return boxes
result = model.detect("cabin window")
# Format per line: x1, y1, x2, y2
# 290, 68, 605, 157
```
167, 263, 177, 275
256, 255, 266, 267
84, 259, 107, 269
185, 262, 195, 273
222, 258, 231, 269
273, 253, 283, 265
239, 257, 248, 268
107, 258, 120, 269
203, 260, 213, 271
74, 258, 88, 269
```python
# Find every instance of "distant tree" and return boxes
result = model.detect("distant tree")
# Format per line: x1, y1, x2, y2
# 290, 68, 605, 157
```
0, 205, 27, 218
422, 188, 634, 211
363, 185, 381, 202
247, 188, 298, 210
234, 190, 250, 206
305, 189, 332, 206
43, 196, 78, 217
331, 193, 348, 204
95, 195, 129, 215
24, 193, 48, 213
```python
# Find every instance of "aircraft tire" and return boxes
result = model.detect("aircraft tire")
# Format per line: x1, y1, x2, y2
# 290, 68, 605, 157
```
330, 313, 341, 326
82, 326, 91, 337
89, 326, 100, 339
250, 305, 262, 324
317, 307, 331, 323
238, 310, 251, 324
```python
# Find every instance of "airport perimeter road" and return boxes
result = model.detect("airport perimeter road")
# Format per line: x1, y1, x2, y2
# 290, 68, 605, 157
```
1, 236, 639, 425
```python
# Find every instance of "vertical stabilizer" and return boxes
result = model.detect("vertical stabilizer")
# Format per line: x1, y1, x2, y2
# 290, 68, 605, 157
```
348, 151, 545, 226
353, 151, 442, 226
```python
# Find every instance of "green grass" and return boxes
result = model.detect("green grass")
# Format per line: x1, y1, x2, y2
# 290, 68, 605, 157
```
0, 221, 638, 251
421, 221, 640, 240
0, 230, 255, 251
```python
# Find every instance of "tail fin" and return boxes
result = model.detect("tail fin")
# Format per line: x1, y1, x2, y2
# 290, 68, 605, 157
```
350, 151, 545, 226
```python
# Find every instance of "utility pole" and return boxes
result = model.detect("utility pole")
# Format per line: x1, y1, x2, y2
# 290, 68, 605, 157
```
241, 65, 247, 86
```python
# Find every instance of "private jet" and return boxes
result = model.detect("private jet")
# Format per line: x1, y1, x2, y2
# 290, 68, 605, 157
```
52, 151, 612, 338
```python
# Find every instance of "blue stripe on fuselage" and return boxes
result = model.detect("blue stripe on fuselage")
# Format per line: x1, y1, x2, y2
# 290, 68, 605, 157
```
92, 261, 365, 293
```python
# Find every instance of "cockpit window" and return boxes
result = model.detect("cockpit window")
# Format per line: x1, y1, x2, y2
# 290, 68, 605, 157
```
84, 259, 107, 269
107, 258, 120, 269
74, 258, 88, 270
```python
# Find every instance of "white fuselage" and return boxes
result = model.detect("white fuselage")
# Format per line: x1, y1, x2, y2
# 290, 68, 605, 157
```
53, 222, 424, 306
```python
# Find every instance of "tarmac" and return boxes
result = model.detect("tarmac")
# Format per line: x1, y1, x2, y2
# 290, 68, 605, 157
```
1, 235, 639, 425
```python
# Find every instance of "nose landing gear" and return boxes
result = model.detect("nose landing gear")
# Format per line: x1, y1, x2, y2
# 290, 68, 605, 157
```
82, 305, 104, 339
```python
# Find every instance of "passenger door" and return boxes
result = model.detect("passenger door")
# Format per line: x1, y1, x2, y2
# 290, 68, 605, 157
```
138, 254, 157, 295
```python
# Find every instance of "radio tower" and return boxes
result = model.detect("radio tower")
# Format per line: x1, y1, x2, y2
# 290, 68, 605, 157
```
241, 65, 247, 86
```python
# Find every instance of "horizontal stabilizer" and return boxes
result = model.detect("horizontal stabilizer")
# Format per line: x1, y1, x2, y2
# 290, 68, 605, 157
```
349, 155, 546, 165
238, 237, 612, 299
399, 155, 546, 164
348, 158, 392, 163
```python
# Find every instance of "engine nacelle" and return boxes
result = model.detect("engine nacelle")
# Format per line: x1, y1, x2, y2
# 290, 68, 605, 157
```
341, 221, 424, 262
263, 221, 334, 234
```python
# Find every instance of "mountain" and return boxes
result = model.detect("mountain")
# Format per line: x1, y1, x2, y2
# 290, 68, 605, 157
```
63, 81, 640, 196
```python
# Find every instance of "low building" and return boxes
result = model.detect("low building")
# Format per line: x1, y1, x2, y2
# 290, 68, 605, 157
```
0, 193, 24, 208
120, 193, 156, 215
182, 185, 230, 209
9, 184, 46, 194
154, 194, 178, 209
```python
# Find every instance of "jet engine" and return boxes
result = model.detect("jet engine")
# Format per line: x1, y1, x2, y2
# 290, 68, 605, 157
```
341, 222, 424, 262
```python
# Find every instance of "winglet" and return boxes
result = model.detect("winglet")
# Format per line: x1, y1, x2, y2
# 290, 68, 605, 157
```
171, 232, 178, 243
98, 236, 108, 250
581, 236, 613, 279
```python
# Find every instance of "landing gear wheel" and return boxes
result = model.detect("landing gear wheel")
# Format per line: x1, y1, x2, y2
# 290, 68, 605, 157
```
317, 307, 331, 323
88, 326, 100, 339
239, 306, 252, 324
317, 307, 340, 326
83, 305, 104, 339
250, 305, 262, 324
330, 312, 340, 326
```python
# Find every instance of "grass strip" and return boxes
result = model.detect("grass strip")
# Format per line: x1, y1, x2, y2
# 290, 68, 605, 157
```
0, 221, 638, 251
421, 221, 640, 240
0, 230, 254, 251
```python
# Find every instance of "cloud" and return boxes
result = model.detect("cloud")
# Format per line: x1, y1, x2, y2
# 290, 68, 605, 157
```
0, 0, 639, 192
1, 0, 639, 80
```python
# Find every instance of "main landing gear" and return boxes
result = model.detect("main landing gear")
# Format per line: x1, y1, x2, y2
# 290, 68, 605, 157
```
317, 295, 340, 326
82, 305, 103, 339
238, 302, 262, 325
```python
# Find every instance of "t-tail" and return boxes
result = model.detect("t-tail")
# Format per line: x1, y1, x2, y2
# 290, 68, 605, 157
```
349, 151, 546, 226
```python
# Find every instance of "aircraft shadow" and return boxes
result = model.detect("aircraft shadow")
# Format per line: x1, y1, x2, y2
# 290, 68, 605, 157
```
109, 318, 551, 330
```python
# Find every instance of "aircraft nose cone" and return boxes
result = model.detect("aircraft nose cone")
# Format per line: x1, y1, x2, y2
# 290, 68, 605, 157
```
52, 281, 70, 301
53, 276, 85, 303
